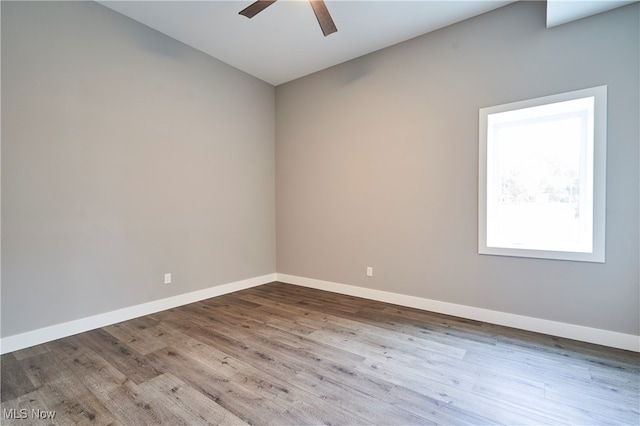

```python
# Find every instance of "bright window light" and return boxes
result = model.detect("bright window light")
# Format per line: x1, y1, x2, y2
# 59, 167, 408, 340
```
479, 86, 607, 262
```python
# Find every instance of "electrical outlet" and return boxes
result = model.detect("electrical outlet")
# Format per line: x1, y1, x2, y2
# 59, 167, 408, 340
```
366, 267, 373, 277
164, 273, 171, 284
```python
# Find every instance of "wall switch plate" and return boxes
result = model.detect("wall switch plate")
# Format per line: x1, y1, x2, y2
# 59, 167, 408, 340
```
366, 267, 373, 277
164, 273, 171, 284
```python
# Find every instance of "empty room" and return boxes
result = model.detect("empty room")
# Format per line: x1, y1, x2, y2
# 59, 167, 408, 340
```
1, 0, 639, 424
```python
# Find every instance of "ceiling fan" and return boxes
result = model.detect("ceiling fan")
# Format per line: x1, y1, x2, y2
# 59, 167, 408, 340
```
239, 0, 338, 37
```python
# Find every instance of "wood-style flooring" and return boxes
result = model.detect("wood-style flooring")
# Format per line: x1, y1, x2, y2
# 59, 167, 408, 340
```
1, 282, 639, 425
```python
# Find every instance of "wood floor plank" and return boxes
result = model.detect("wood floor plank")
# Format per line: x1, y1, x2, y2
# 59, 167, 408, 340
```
50, 335, 179, 425
590, 366, 640, 392
311, 312, 468, 359
228, 361, 314, 408
11, 345, 52, 362
103, 318, 168, 355
0, 390, 58, 426
230, 319, 397, 401
33, 376, 116, 425
102, 377, 187, 425
241, 319, 366, 367
360, 354, 478, 395
290, 369, 430, 425
145, 346, 286, 425
168, 322, 305, 381
543, 381, 640, 423
542, 368, 640, 407
2, 281, 638, 425
267, 399, 370, 426
237, 303, 320, 336
383, 384, 498, 425
49, 336, 130, 396
1, 353, 37, 402
365, 305, 502, 348
72, 328, 162, 385
137, 372, 249, 425
18, 348, 122, 423
19, 351, 75, 390
468, 376, 599, 425
463, 347, 594, 383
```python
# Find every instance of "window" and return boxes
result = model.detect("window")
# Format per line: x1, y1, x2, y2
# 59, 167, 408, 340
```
479, 86, 606, 262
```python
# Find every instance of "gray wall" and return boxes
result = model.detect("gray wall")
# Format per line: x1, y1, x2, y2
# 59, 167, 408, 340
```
276, 1, 640, 335
3, 0, 638, 341
2, 1, 275, 337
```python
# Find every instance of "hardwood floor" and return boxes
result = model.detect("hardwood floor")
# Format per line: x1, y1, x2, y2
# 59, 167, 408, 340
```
2, 282, 639, 425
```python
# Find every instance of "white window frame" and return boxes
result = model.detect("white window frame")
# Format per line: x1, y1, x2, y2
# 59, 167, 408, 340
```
479, 86, 607, 263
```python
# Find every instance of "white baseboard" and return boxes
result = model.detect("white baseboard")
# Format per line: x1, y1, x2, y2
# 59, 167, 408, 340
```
276, 273, 640, 352
4, 272, 638, 354
0, 273, 276, 355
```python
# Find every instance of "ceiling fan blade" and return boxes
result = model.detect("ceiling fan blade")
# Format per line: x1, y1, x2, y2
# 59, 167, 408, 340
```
239, 0, 277, 19
309, 0, 337, 36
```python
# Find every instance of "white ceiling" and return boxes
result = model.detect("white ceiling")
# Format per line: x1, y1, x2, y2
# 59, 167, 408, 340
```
546, 0, 637, 27
98, 0, 638, 86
